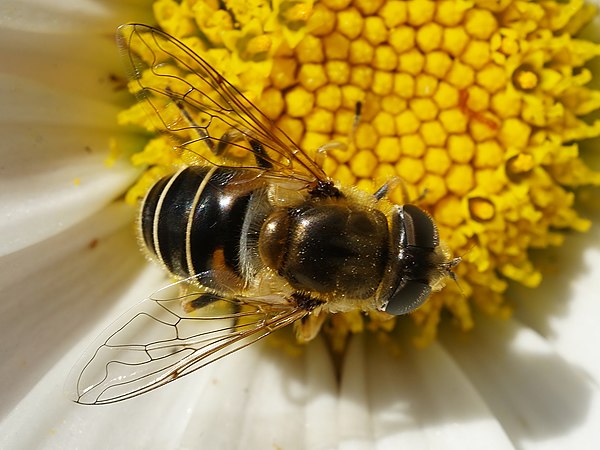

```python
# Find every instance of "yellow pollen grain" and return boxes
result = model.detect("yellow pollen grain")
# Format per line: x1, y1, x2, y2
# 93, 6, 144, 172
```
461, 40, 491, 70
316, 84, 342, 111
373, 162, 397, 182
307, 4, 336, 36
477, 63, 507, 94
394, 72, 415, 99
375, 136, 402, 162
276, 116, 304, 143
397, 49, 425, 76
296, 35, 324, 63
442, 27, 470, 57
322, 154, 338, 176
355, 0, 385, 15
378, 1, 407, 28
446, 164, 475, 196
325, 60, 351, 85
396, 157, 425, 184
407, 0, 435, 27
464, 9, 498, 40
372, 71, 394, 96
245, 35, 271, 56
389, 26, 415, 53
337, 7, 363, 40
424, 51, 452, 78
284, 87, 314, 118
373, 111, 396, 136
490, 91, 521, 119
439, 108, 468, 134
333, 109, 356, 135
464, 86, 490, 112
424, 147, 451, 175
435, 196, 464, 227
321, 0, 352, 11
350, 149, 378, 178
381, 95, 407, 115
349, 39, 374, 65
302, 131, 330, 154
323, 32, 350, 60
373, 45, 397, 71
421, 121, 447, 147
410, 98, 438, 121
433, 81, 459, 109
499, 118, 531, 150
298, 64, 328, 91
350, 65, 373, 90
356, 178, 375, 193
395, 109, 421, 135
256, 88, 284, 120
435, 1, 469, 26
470, 119, 500, 143
333, 163, 356, 186
282, 2, 311, 22
305, 108, 334, 133
415, 74, 438, 97
475, 169, 505, 194
354, 123, 378, 150
270, 58, 297, 89
416, 22, 443, 52
448, 134, 475, 163
340, 84, 365, 109
419, 173, 447, 205
446, 60, 475, 89
400, 133, 426, 157
363, 16, 388, 46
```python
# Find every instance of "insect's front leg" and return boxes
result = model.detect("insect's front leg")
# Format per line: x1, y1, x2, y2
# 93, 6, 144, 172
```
312, 101, 363, 169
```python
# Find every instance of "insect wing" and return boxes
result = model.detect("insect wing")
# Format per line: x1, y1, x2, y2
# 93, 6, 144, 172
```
67, 280, 307, 405
116, 23, 327, 183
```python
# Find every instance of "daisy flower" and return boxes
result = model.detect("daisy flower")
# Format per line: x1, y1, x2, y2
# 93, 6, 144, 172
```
1, 0, 600, 448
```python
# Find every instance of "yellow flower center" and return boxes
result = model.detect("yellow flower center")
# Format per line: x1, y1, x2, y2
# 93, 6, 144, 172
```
118, 0, 600, 347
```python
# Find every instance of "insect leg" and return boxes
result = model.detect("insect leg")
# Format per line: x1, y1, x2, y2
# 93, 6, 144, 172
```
211, 129, 273, 169
182, 292, 224, 313
313, 101, 363, 168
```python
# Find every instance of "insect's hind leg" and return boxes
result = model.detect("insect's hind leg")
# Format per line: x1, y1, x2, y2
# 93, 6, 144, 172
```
214, 131, 273, 169
182, 292, 226, 313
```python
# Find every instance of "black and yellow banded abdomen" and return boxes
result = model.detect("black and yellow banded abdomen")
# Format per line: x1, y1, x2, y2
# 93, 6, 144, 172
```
139, 166, 263, 282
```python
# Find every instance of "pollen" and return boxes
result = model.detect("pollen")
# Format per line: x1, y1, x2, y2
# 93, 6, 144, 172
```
123, 0, 600, 348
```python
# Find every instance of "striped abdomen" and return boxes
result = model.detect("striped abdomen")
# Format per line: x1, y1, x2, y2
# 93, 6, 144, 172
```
139, 166, 267, 284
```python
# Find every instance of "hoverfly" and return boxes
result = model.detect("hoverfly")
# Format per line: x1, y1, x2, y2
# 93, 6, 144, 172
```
67, 24, 460, 405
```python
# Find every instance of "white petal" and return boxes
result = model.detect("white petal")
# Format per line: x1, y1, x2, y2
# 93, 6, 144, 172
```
440, 316, 600, 449
511, 211, 600, 387
0, 0, 153, 34
0, 203, 151, 417
340, 331, 514, 449
0, 25, 143, 255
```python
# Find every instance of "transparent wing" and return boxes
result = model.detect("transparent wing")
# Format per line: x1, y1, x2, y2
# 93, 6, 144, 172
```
116, 23, 328, 185
67, 278, 307, 405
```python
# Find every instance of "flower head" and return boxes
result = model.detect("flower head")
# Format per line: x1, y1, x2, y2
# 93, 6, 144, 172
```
119, 0, 600, 346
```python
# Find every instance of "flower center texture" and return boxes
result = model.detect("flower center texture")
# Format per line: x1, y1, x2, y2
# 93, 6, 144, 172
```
118, 0, 600, 346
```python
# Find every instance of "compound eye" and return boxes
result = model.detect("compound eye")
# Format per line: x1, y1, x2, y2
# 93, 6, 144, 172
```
383, 280, 432, 315
401, 204, 439, 249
